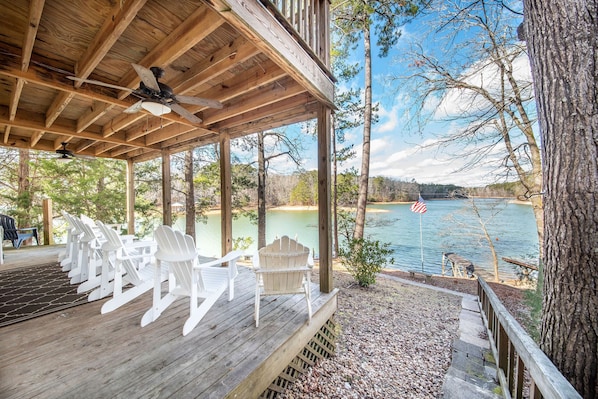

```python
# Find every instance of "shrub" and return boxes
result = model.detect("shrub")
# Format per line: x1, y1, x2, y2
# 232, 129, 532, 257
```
339, 236, 394, 287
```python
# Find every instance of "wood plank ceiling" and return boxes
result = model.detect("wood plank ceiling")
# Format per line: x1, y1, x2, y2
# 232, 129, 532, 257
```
0, 0, 331, 162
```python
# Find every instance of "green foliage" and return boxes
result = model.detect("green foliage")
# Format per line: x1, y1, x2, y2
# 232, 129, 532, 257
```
232, 236, 254, 251
336, 168, 359, 206
37, 157, 127, 223
134, 159, 163, 238
337, 210, 394, 287
524, 261, 544, 343
339, 236, 394, 287
289, 171, 318, 205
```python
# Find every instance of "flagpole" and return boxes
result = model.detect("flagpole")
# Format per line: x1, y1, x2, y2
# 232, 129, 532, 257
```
419, 213, 424, 272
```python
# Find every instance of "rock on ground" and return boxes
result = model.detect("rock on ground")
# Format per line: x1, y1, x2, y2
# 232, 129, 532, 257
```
282, 271, 462, 399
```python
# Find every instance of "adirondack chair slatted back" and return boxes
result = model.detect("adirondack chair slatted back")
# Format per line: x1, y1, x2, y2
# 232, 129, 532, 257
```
0, 214, 18, 242
259, 236, 310, 294
100, 224, 145, 286
154, 225, 199, 294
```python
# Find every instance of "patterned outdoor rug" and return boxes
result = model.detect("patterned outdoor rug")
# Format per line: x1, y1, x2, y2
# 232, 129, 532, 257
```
0, 262, 89, 327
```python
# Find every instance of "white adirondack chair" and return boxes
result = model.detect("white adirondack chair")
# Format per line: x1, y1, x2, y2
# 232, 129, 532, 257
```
79, 221, 154, 297
253, 236, 313, 327
99, 225, 162, 314
141, 225, 244, 336
60, 211, 83, 272
67, 215, 102, 285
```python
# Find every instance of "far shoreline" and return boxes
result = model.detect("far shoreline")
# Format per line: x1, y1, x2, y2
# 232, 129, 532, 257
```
199, 197, 530, 215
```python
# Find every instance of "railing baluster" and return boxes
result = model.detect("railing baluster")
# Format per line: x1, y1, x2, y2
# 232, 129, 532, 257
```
262, 0, 330, 66
513, 355, 525, 399
477, 277, 581, 399
508, 341, 516, 395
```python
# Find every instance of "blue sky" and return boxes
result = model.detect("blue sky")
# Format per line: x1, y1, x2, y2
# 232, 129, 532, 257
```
237, 2, 534, 188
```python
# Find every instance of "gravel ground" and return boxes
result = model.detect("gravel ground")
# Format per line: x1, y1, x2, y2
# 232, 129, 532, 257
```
381, 269, 536, 337
282, 270, 462, 399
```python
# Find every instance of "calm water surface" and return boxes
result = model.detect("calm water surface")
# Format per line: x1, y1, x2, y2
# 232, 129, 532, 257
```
175, 199, 539, 279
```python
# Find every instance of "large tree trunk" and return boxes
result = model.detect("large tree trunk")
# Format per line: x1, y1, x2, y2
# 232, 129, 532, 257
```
184, 149, 195, 239
353, 22, 372, 240
523, 1, 598, 397
257, 132, 266, 249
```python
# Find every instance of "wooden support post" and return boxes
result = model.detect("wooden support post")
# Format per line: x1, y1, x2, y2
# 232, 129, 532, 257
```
442, 252, 446, 275
126, 159, 135, 235
317, 104, 332, 293
162, 151, 172, 226
220, 134, 232, 256
42, 198, 53, 245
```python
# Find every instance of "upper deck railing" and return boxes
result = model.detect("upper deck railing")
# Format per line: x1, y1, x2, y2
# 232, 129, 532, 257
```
477, 277, 581, 399
261, 0, 331, 72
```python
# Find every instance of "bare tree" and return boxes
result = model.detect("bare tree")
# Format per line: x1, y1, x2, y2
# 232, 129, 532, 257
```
522, 0, 598, 396
240, 130, 303, 248
399, 0, 543, 253
184, 149, 195, 238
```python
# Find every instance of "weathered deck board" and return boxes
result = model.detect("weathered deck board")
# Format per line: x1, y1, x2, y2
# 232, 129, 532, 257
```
0, 266, 337, 399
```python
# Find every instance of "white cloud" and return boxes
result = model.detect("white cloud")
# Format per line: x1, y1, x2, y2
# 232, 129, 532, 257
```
375, 103, 401, 133
434, 51, 533, 120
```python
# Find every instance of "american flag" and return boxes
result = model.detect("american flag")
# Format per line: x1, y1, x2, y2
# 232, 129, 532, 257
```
410, 195, 427, 214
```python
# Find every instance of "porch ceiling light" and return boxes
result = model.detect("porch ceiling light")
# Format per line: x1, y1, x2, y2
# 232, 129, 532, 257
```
141, 101, 171, 116
57, 154, 72, 162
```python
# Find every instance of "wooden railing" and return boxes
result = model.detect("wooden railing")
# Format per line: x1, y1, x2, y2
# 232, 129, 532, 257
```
477, 277, 581, 399
261, 0, 331, 70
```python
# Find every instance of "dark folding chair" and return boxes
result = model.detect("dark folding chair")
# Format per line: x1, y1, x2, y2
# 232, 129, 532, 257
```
0, 214, 38, 249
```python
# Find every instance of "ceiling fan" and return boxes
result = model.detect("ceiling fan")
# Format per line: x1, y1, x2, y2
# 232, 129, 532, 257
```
67, 64, 223, 124
55, 142, 94, 161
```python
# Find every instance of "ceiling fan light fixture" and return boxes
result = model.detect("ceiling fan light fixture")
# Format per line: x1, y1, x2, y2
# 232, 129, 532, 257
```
141, 101, 171, 116
57, 154, 72, 162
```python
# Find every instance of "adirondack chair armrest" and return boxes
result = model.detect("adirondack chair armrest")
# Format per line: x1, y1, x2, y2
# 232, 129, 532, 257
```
254, 266, 312, 274
196, 250, 244, 268
117, 251, 153, 262
124, 239, 154, 248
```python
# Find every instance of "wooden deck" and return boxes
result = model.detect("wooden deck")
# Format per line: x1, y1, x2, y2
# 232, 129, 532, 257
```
0, 265, 338, 398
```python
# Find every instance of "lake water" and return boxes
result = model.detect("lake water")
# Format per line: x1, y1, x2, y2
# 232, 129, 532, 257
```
174, 199, 539, 280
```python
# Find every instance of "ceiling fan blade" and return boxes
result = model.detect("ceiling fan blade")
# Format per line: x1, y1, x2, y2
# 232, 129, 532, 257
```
123, 100, 144, 114
175, 95, 223, 109
67, 76, 133, 92
132, 63, 161, 92
169, 103, 202, 124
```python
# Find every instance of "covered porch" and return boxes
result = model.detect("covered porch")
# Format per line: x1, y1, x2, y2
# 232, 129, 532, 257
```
0, 1, 338, 395
0, 246, 338, 398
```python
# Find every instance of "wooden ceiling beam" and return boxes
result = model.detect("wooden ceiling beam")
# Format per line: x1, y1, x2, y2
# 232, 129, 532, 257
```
74, 139, 96, 153
77, 102, 113, 133
75, 0, 148, 83
116, 5, 226, 100
226, 102, 319, 138
144, 124, 204, 146
169, 37, 259, 94
202, 78, 306, 125
22, 0, 45, 72
0, 106, 155, 151
30, 130, 45, 147
212, 93, 312, 130
0, 64, 199, 129
7, 0, 45, 143
94, 142, 124, 156
46, 92, 75, 128
67, 0, 147, 140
